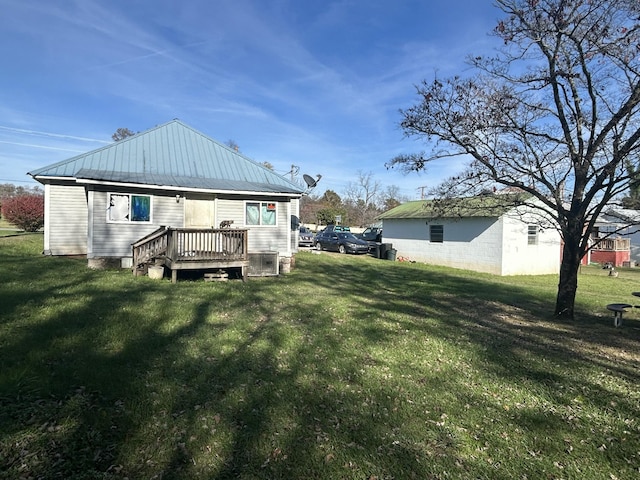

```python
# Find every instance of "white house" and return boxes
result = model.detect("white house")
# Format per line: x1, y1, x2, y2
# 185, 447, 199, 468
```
378, 194, 561, 276
28, 120, 305, 278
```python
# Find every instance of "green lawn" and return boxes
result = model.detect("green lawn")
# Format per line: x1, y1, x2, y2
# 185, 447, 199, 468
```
1, 234, 639, 479
0, 217, 21, 236
0, 217, 37, 237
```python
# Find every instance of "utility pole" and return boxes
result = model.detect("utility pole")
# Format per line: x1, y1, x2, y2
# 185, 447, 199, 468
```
290, 164, 299, 183
417, 186, 428, 200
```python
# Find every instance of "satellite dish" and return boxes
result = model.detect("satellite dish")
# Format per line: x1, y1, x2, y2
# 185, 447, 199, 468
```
303, 174, 322, 188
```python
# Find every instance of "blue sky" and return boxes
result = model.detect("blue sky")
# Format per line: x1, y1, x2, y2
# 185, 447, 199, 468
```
0, 0, 501, 199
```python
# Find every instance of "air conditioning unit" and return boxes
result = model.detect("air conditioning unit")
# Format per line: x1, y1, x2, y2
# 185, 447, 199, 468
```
248, 252, 279, 276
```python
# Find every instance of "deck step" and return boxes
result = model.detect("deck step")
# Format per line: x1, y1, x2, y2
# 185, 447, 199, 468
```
204, 270, 229, 282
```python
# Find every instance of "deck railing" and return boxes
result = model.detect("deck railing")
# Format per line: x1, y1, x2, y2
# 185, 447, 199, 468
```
132, 227, 248, 266
591, 237, 630, 251
132, 226, 169, 266
166, 228, 248, 261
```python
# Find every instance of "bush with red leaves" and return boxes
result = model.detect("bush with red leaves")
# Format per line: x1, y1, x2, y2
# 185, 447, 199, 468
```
2, 194, 44, 232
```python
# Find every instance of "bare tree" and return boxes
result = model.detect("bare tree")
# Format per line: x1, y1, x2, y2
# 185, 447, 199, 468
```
112, 128, 136, 142
225, 139, 240, 151
380, 185, 407, 212
343, 171, 382, 226
388, 0, 640, 319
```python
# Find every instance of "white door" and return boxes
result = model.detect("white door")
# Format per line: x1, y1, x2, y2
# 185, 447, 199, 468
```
184, 199, 215, 228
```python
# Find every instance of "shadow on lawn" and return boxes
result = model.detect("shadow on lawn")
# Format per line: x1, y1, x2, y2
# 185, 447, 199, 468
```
1, 246, 639, 479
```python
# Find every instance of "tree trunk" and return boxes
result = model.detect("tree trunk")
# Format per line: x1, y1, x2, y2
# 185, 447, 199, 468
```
555, 234, 582, 319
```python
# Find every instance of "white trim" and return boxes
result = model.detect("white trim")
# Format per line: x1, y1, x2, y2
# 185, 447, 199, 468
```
43, 184, 51, 252
74, 177, 303, 198
286, 200, 292, 256
87, 190, 94, 256
214, 196, 219, 228
32, 175, 74, 183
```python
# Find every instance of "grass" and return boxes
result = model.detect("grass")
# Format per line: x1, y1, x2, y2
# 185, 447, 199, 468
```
1, 234, 639, 479
0, 217, 30, 237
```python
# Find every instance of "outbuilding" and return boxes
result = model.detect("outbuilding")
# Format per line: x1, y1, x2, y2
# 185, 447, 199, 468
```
377, 194, 561, 275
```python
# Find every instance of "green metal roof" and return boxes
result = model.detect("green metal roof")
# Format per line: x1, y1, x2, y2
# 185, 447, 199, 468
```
378, 194, 526, 220
28, 120, 304, 195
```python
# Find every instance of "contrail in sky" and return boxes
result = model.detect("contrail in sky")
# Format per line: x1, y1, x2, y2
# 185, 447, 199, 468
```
0, 125, 110, 144
0, 140, 87, 152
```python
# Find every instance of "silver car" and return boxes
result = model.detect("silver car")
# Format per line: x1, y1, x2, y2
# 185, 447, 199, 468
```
299, 226, 315, 247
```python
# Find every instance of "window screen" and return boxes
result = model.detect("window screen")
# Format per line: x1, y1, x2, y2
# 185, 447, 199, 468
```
528, 225, 538, 245
430, 225, 444, 243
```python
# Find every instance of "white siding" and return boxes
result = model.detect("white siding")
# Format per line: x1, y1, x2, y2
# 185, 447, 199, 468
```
88, 190, 184, 258
501, 213, 560, 275
154, 194, 185, 227
383, 211, 561, 276
48, 186, 297, 260
46, 184, 88, 255
216, 198, 244, 227
383, 217, 505, 275
248, 200, 290, 254
216, 197, 292, 254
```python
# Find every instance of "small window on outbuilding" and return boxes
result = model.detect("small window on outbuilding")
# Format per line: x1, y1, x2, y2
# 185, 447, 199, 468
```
430, 224, 444, 243
527, 225, 538, 245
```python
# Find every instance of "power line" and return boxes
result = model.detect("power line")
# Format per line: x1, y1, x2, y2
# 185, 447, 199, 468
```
0, 178, 39, 185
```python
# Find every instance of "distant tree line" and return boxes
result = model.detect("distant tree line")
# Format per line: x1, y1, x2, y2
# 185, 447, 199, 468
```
0, 183, 42, 200
300, 171, 406, 227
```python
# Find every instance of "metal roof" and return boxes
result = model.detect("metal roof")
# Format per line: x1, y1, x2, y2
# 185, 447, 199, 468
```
378, 194, 526, 220
28, 120, 304, 195
596, 207, 640, 227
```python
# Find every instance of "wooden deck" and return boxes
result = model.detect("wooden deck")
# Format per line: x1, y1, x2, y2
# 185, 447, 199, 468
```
132, 227, 249, 283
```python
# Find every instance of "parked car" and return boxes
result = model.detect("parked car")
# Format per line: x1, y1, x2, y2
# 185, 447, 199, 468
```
298, 226, 315, 247
318, 224, 351, 234
355, 226, 382, 243
314, 231, 369, 254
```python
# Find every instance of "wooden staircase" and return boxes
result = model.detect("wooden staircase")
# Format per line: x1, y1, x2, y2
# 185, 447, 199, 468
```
132, 226, 169, 267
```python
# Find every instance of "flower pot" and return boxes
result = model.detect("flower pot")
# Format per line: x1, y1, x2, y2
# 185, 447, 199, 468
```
148, 265, 164, 280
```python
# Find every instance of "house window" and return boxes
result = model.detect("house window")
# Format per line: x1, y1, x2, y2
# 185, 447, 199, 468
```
245, 201, 277, 226
527, 225, 538, 245
430, 224, 444, 243
107, 193, 151, 223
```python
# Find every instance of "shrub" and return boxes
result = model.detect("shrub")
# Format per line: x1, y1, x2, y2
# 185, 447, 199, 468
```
2, 194, 44, 232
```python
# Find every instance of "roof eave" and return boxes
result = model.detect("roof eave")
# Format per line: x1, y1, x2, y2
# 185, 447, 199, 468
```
74, 178, 303, 197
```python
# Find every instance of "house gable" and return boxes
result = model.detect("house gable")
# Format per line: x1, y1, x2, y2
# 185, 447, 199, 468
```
28, 120, 304, 196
